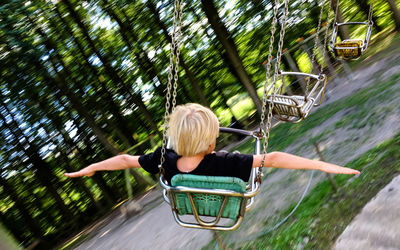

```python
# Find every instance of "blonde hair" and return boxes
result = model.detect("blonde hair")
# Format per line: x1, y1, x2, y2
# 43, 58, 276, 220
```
168, 103, 219, 156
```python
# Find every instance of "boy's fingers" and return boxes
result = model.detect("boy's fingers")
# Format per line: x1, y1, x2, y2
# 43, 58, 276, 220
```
64, 170, 94, 178
64, 172, 81, 178
341, 168, 360, 175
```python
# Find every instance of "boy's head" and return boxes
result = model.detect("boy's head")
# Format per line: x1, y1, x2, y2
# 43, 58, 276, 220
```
168, 103, 219, 156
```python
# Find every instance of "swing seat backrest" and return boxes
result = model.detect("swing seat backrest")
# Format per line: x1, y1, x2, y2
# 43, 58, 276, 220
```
266, 71, 326, 123
171, 174, 247, 220
268, 95, 315, 123
334, 39, 364, 59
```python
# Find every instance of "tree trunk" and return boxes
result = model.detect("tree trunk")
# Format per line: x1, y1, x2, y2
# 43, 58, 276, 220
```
0, 105, 74, 220
101, 2, 165, 98
52, 88, 123, 201
41, 118, 103, 210
36, 90, 117, 205
281, 53, 306, 94
51, 6, 139, 146
29, 17, 135, 150
387, 0, 400, 31
48, 61, 121, 155
213, 83, 239, 121
201, 0, 263, 116
0, 177, 43, 238
300, 44, 322, 75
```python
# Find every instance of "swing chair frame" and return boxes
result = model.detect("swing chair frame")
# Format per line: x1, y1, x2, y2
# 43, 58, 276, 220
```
329, 0, 374, 60
266, 0, 330, 123
159, 128, 262, 231
267, 71, 327, 123
330, 21, 373, 60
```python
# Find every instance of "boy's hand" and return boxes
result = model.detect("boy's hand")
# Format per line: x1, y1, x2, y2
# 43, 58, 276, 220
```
322, 164, 360, 175
64, 167, 95, 178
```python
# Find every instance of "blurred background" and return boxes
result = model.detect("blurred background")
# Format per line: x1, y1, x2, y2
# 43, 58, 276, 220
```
0, 0, 399, 248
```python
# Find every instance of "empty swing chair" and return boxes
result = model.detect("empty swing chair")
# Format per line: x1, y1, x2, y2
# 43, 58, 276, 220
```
156, 0, 279, 231
330, 0, 374, 60
266, 0, 330, 123
267, 71, 327, 123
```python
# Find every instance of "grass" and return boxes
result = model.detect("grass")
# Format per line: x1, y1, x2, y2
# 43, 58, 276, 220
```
238, 133, 400, 249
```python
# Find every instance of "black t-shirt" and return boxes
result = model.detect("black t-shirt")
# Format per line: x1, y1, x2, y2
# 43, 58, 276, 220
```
138, 147, 253, 184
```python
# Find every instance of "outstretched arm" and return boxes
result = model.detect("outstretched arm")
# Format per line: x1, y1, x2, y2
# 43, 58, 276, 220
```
253, 152, 360, 175
64, 154, 141, 178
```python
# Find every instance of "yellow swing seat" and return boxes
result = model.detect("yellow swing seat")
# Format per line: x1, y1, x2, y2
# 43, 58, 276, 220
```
330, 21, 373, 60
333, 39, 364, 60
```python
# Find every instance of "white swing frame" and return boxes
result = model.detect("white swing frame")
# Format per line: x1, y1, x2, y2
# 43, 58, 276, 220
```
267, 71, 327, 123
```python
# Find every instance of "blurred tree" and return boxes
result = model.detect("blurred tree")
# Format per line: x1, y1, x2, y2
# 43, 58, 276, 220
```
386, 0, 400, 31
145, 0, 210, 107
331, 0, 350, 40
43, 4, 141, 149
201, 0, 263, 115
356, 0, 383, 32
0, 173, 44, 240
0, 101, 74, 220
59, 0, 162, 137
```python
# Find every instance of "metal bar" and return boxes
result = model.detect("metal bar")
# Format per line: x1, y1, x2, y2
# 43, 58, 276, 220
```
334, 45, 363, 49
279, 71, 321, 80
307, 74, 325, 98
167, 183, 260, 198
172, 212, 244, 231
218, 127, 254, 137
336, 21, 369, 26
187, 193, 224, 227
313, 76, 328, 106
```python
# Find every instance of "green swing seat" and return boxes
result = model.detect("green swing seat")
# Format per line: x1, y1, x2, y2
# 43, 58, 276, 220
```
159, 127, 261, 231
171, 174, 247, 220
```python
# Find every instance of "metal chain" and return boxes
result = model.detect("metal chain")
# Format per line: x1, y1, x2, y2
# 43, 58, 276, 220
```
334, 0, 340, 25
259, 0, 289, 173
321, 0, 333, 72
172, 0, 184, 110
368, 0, 374, 24
160, 0, 184, 172
271, 0, 288, 108
305, 0, 328, 97
259, 0, 281, 171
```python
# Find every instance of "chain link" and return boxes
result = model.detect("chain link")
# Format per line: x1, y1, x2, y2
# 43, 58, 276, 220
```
321, 0, 333, 71
368, 0, 374, 24
334, 0, 340, 24
305, 0, 328, 97
259, 0, 289, 175
260, 0, 279, 137
160, 0, 184, 172
259, 0, 281, 173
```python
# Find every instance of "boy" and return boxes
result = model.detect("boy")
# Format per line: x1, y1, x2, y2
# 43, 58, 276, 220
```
65, 103, 359, 181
